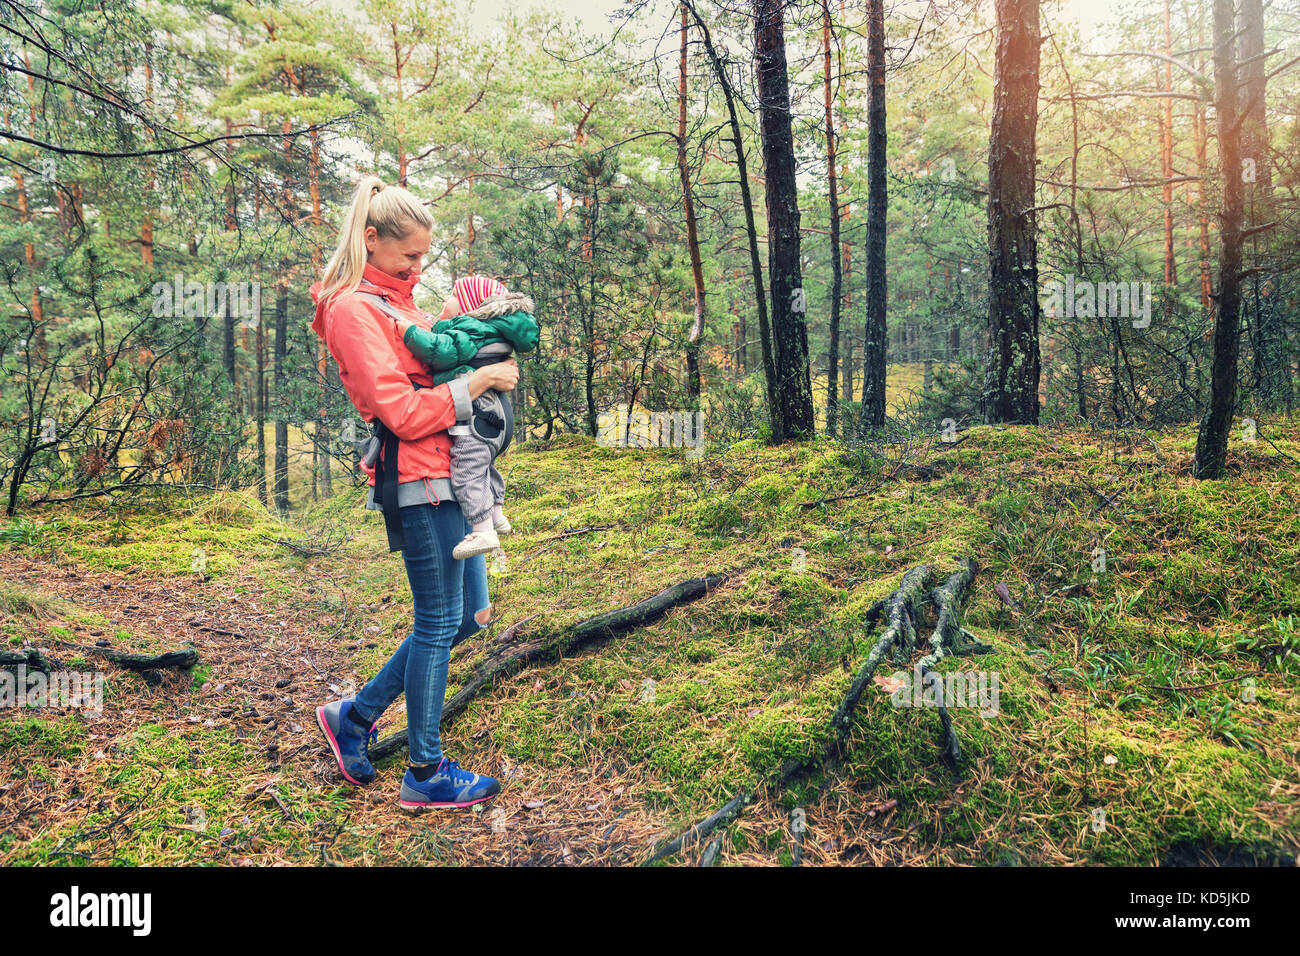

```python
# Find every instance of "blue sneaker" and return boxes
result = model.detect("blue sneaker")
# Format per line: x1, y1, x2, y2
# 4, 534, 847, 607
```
399, 756, 501, 810
316, 698, 379, 785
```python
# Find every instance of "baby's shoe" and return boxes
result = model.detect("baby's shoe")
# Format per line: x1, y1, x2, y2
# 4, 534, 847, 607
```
493, 513, 513, 534
453, 528, 500, 560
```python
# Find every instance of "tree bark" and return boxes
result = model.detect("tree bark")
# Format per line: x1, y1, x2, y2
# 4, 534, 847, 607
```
683, 3, 772, 422
754, 0, 814, 441
1240, 0, 1291, 412
1161, 0, 1177, 288
859, 0, 888, 433
1193, 0, 1245, 479
984, 0, 1042, 425
6, 643, 200, 672
1192, 5, 1214, 319
823, 1, 843, 437
273, 273, 290, 510
677, 5, 707, 404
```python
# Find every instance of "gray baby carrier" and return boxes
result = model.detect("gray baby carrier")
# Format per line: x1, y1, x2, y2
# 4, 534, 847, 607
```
351, 291, 514, 550
450, 339, 515, 454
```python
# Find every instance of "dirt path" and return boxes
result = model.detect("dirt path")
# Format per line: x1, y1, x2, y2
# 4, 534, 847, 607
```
0, 553, 687, 865
1, 552, 939, 866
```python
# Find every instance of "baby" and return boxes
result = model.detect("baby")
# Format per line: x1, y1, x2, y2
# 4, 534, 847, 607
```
401, 275, 539, 559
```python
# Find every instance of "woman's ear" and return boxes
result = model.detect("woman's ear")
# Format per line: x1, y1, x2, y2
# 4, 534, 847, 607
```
363, 225, 378, 255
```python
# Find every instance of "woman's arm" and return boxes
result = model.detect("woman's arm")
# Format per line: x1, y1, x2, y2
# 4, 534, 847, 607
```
403, 324, 477, 371
327, 299, 472, 440
466, 359, 519, 399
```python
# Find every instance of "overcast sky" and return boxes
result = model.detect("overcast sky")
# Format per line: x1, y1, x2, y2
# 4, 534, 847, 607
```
324, 0, 1135, 48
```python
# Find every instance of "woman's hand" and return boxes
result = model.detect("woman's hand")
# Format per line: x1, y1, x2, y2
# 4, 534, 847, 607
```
467, 358, 519, 399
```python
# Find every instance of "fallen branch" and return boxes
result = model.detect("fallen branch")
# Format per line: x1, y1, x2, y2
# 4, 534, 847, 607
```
260, 528, 352, 557
800, 487, 876, 508
451, 613, 540, 665
0, 647, 57, 672
187, 622, 249, 639
534, 524, 615, 543
516, 525, 618, 565
782, 558, 986, 783
43, 639, 199, 671
370, 572, 731, 761
643, 559, 987, 864
1148, 676, 1248, 693
642, 789, 750, 866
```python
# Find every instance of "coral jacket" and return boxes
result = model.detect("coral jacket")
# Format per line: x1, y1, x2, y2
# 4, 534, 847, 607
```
310, 263, 472, 487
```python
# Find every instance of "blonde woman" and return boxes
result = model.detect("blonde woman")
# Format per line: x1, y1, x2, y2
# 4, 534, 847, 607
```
309, 176, 518, 809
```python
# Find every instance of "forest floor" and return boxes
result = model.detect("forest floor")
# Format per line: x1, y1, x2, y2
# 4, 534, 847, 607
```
2, 416, 1299, 866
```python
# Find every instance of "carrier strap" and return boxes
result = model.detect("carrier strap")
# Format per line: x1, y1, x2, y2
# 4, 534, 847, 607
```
371, 418, 405, 552
352, 290, 422, 552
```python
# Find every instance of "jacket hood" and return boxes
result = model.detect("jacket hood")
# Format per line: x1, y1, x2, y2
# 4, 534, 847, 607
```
462, 291, 535, 321
311, 263, 423, 338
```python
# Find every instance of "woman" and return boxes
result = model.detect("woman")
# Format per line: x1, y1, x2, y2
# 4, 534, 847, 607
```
309, 176, 519, 810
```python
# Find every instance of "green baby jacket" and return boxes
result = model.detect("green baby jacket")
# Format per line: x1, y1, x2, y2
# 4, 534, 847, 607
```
401, 291, 539, 384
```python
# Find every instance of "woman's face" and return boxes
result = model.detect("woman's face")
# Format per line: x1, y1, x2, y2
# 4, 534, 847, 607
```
365, 225, 431, 281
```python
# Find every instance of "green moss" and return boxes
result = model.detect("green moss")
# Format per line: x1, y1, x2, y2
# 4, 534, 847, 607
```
5, 415, 1299, 866
0, 715, 87, 762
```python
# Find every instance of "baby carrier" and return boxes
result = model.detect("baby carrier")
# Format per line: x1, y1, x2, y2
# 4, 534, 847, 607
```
448, 340, 515, 449
353, 291, 514, 551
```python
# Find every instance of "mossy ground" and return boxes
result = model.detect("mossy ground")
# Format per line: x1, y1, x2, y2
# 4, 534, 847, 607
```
1, 411, 1296, 865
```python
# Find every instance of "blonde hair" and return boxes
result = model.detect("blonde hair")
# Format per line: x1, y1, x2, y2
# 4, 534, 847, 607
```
319, 175, 434, 304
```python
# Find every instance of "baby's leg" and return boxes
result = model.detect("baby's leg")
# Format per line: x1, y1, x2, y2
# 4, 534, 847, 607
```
449, 430, 495, 530
489, 462, 505, 508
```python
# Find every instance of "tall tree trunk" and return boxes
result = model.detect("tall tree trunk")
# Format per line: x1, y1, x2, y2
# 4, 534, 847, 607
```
222, 140, 237, 391
273, 273, 290, 510
1240, 0, 1291, 412
142, 42, 154, 267
838, 0, 852, 412
677, 5, 706, 404
754, 0, 814, 441
309, 124, 332, 497
222, 84, 239, 402
984, 0, 1042, 425
1161, 0, 1177, 288
1193, 5, 1214, 320
683, 1, 773, 427
253, 184, 267, 505
859, 0, 888, 433
1192, 0, 1245, 479
223, 295, 236, 388
822, 1, 843, 437
17, 54, 44, 336
274, 117, 293, 511
256, 301, 268, 507
579, 170, 598, 439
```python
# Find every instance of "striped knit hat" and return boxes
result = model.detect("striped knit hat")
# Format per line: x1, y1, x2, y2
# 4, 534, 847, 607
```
452, 275, 508, 315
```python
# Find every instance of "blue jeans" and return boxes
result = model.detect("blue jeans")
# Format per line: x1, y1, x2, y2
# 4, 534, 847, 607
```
352, 501, 491, 765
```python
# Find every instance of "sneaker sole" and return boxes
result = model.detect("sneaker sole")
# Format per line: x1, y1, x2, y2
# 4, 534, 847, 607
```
453, 543, 499, 560
316, 706, 371, 787
399, 794, 497, 811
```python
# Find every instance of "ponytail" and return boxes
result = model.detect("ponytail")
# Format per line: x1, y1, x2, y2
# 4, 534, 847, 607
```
319, 175, 434, 305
